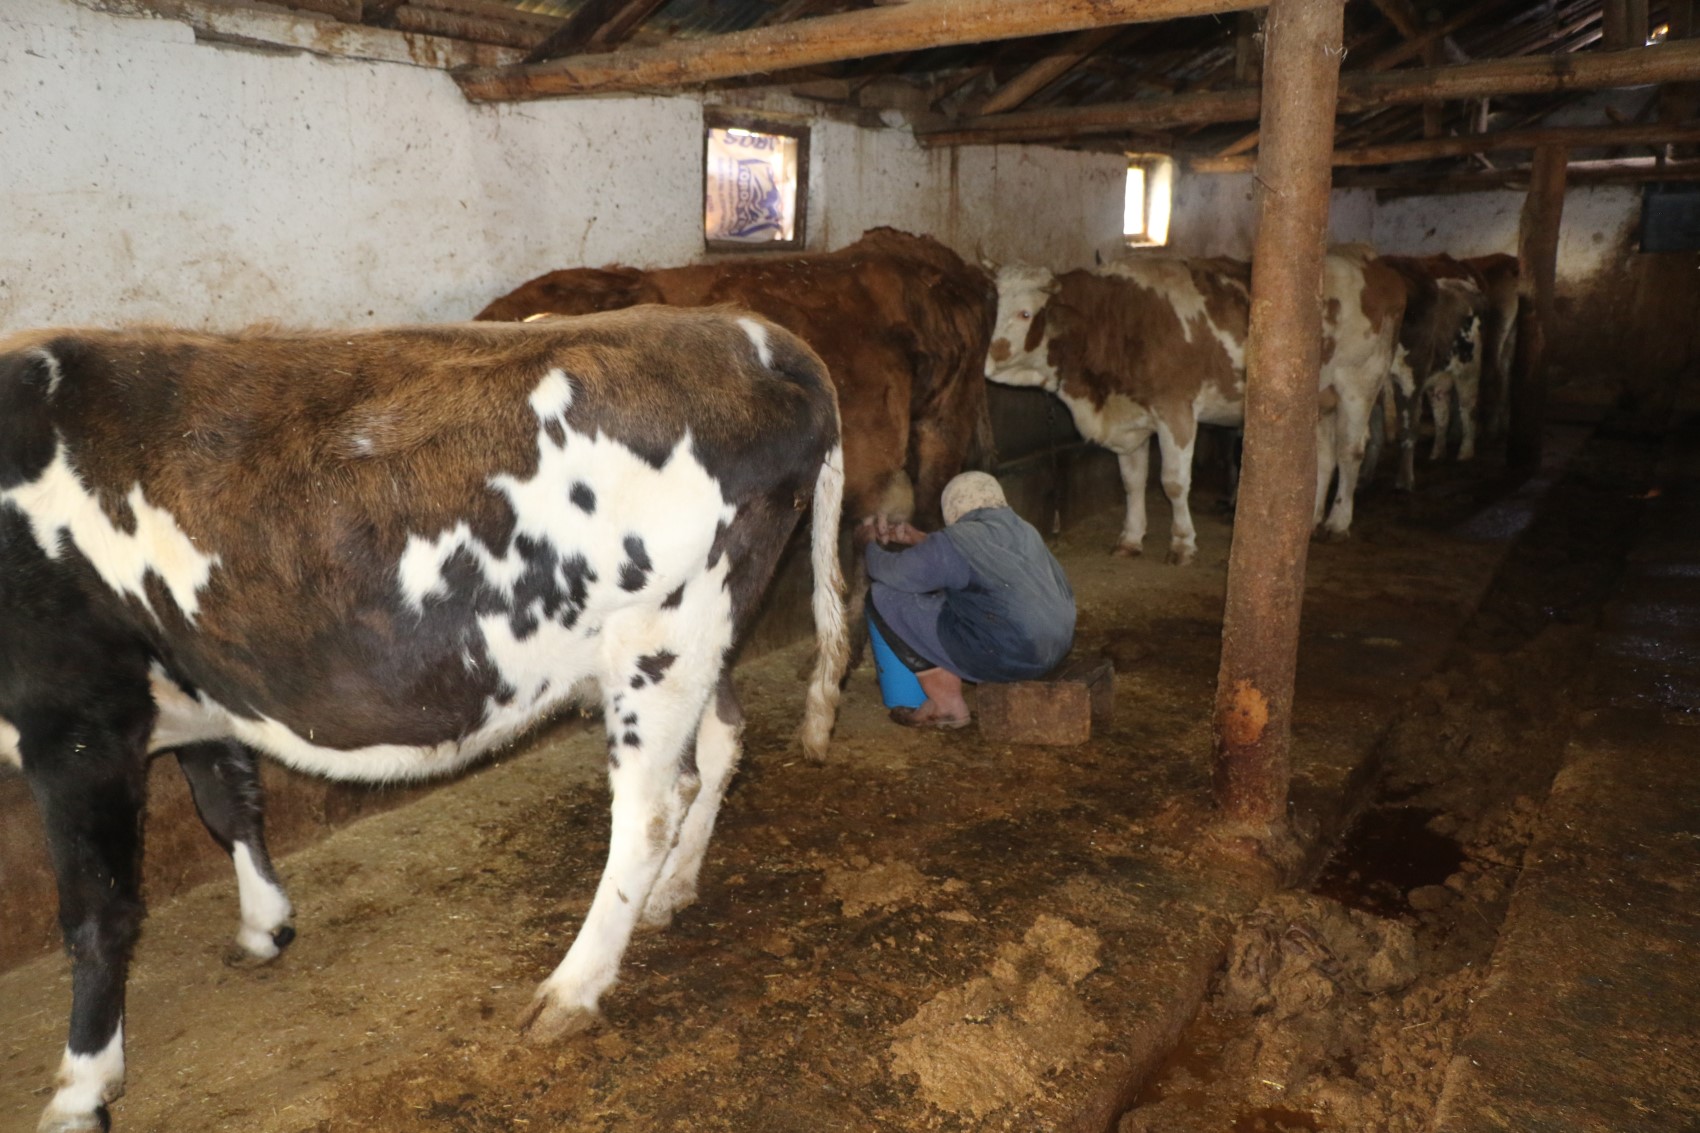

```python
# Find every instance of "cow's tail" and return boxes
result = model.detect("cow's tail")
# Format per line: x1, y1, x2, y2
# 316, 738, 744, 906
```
799, 440, 848, 760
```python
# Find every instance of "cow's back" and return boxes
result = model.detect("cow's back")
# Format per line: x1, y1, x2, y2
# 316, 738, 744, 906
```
475, 229, 993, 525
1052, 259, 1247, 418
0, 310, 837, 768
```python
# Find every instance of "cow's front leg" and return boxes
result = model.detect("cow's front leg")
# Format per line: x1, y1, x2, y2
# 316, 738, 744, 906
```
23, 707, 151, 1133
639, 677, 742, 931
523, 671, 714, 1041
1113, 437, 1153, 557
1154, 417, 1200, 566
175, 741, 295, 965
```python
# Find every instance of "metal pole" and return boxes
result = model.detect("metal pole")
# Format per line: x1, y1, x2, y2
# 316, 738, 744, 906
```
1212, 0, 1346, 828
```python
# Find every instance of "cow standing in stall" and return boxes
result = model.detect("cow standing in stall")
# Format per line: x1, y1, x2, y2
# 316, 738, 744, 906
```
477, 228, 996, 533
0, 308, 848, 1133
1377, 254, 1490, 490
983, 250, 1404, 562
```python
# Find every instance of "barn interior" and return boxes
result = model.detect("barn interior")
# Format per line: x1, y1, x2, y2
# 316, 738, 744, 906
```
1, 0, 1699, 1130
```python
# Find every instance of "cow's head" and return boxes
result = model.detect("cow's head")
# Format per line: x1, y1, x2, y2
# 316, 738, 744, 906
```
984, 264, 1060, 390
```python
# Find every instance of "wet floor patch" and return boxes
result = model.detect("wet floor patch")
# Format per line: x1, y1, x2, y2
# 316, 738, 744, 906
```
1311, 806, 1465, 919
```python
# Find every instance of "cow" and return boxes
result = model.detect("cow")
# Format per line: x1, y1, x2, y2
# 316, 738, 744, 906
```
477, 228, 996, 534
0, 306, 848, 1133
1378, 254, 1489, 489
1462, 254, 1520, 440
983, 249, 1404, 563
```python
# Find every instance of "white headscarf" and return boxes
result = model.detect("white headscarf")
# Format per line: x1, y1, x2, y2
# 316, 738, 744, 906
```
941, 472, 1008, 525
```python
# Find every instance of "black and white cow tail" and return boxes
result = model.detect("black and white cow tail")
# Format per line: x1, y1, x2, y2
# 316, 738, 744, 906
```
799, 441, 848, 760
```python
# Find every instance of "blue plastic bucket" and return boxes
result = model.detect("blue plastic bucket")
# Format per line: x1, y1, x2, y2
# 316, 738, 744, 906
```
867, 616, 926, 709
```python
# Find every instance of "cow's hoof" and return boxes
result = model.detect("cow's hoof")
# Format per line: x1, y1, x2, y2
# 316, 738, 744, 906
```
520, 993, 601, 1043
1167, 547, 1197, 567
224, 923, 296, 969
1314, 526, 1351, 544
37, 1105, 110, 1133
636, 887, 694, 932
1111, 543, 1142, 558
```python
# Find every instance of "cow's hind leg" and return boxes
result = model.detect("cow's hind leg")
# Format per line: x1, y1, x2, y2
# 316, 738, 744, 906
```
1154, 416, 1201, 566
639, 677, 743, 931
523, 655, 716, 1041
1319, 390, 1375, 540
175, 741, 295, 965
1314, 409, 1340, 527
1112, 436, 1153, 557
1427, 378, 1454, 462
23, 705, 152, 1133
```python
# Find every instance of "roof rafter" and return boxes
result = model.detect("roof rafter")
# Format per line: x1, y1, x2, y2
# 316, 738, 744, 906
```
455, 0, 1257, 103
522, 0, 671, 65
1189, 119, 1700, 171
916, 38, 1700, 145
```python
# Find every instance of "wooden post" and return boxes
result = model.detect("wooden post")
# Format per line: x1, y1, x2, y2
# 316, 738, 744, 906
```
1508, 144, 1568, 471
1602, 0, 1632, 50
1212, 0, 1345, 829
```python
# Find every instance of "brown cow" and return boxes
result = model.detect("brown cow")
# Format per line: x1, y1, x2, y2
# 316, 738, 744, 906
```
477, 228, 996, 532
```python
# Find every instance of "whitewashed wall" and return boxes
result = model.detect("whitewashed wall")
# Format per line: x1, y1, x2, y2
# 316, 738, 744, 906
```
1166, 171, 1378, 260
1166, 167, 1642, 294
1366, 185, 1642, 282
0, 0, 1126, 332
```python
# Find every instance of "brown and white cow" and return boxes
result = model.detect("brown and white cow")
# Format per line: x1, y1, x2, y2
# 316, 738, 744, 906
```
1378, 254, 1489, 489
477, 227, 996, 532
1316, 248, 1409, 537
984, 250, 1404, 562
0, 307, 847, 1132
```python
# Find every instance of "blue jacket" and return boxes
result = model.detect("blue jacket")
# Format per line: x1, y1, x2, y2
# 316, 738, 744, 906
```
865, 507, 1075, 683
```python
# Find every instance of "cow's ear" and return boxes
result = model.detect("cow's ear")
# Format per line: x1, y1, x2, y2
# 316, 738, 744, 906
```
1023, 307, 1049, 355
0, 348, 60, 489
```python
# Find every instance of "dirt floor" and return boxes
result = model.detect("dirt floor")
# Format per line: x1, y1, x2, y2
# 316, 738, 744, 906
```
1120, 416, 1675, 1133
0, 432, 1601, 1133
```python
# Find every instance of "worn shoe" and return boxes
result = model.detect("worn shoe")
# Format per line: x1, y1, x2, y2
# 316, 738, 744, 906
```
889, 705, 970, 730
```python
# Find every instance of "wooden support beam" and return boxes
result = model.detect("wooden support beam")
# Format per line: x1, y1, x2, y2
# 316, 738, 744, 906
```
1628, 0, 1651, 46
457, 0, 1255, 102
1365, 0, 1499, 68
1673, 0, 1697, 39
392, 4, 552, 50
1508, 144, 1567, 472
1336, 158, 1700, 193
124, 0, 520, 67
1234, 11, 1262, 85
1187, 120, 1700, 171
918, 38, 1700, 145
1215, 1, 1412, 161
972, 26, 1121, 115
1213, 0, 1346, 832
522, 0, 670, 65
1602, 0, 1632, 50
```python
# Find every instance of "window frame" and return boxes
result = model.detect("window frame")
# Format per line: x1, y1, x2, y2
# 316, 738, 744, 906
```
1123, 153, 1175, 249
702, 110, 810, 255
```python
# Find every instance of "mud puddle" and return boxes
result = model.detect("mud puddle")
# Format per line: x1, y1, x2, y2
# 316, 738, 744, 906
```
1117, 419, 1665, 1133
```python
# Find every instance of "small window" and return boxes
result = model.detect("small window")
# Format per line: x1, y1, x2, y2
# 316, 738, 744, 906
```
704, 113, 808, 252
1124, 154, 1175, 247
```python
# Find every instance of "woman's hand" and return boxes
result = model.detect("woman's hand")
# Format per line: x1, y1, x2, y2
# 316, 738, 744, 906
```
884, 521, 927, 546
